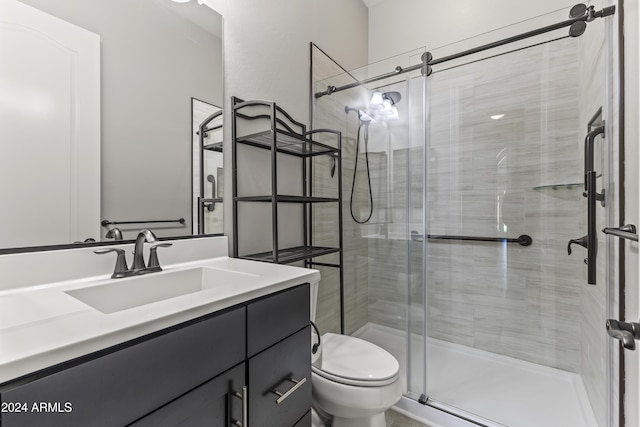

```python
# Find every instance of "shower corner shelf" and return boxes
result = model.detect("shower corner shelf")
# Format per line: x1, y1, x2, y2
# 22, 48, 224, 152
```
532, 182, 583, 191
231, 96, 345, 277
203, 141, 223, 152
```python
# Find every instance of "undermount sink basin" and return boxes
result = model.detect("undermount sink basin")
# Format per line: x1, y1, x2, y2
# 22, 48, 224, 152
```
65, 267, 258, 314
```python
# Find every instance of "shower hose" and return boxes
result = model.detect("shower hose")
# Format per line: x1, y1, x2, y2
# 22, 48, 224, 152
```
349, 121, 373, 224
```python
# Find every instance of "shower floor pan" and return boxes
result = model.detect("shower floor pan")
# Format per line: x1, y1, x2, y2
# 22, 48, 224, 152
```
355, 323, 598, 427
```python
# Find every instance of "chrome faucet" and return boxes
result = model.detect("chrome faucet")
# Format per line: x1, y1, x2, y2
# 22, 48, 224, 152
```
131, 229, 158, 272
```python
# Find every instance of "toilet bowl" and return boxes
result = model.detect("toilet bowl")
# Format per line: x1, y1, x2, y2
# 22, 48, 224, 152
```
311, 332, 402, 427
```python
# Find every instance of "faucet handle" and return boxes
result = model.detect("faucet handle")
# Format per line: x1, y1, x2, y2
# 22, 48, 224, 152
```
94, 248, 129, 278
148, 243, 173, 272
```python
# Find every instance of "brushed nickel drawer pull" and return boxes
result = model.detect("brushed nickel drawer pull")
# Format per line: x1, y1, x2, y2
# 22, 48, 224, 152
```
272, 377, 307, 404
232, 386, 247, 427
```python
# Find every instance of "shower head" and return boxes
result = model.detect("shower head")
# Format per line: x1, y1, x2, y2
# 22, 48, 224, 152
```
382, 91, 401, 105
370, 91, 402, 108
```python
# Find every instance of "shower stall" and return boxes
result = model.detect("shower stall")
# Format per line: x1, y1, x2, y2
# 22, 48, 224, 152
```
311, 3, 619, 427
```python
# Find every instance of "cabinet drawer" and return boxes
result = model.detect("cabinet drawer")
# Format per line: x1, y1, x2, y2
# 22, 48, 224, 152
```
0, 307, 246, 427
249, 326, 311, 427
247, 284, 309, 357
131, 363, 246, 427
294, 411, 312, 427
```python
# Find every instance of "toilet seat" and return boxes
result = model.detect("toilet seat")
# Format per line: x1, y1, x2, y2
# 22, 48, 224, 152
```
312, 333, 399, 387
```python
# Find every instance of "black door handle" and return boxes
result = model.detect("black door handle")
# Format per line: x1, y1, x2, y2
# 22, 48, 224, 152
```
606, 319, 640, 351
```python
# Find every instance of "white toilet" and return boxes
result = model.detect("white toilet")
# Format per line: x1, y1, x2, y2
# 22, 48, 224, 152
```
309, 284, 403, 427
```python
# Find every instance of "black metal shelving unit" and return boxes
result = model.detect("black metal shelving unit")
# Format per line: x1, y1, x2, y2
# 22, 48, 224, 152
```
232, 97, 344, 319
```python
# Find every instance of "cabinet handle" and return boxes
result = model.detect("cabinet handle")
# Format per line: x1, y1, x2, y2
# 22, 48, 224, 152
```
271, 377, 307, 404
232, 386, 247, 427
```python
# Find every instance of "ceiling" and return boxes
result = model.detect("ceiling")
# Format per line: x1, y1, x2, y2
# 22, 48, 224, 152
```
362, 0, 386, 8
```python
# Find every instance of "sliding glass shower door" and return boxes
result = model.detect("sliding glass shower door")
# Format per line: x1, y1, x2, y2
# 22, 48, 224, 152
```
311, 2, 617, 423
311, 46, 428, 401
423, 5, 615, 426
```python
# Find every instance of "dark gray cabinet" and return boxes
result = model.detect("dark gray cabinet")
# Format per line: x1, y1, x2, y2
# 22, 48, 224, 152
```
131, 363, 246, 427
247, 284, 311, 426
0, 284, 311, 427
249, 327, 311, 426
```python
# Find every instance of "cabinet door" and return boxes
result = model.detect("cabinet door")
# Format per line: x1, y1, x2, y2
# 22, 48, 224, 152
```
249, 326, 311, 427
0, 307, 245, 427
131, 363, 246, 427
293, 411, 311, 427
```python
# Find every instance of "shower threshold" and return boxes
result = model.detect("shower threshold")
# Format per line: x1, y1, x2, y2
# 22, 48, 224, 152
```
354, 323, 598, 427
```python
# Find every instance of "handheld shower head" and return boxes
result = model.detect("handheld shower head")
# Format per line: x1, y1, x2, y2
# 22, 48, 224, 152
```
345, 104, 374, 224
345, 105, 359, 115
345, 106, 374, 124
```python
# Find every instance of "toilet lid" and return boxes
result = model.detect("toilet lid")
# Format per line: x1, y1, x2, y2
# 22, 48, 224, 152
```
313, 333, 399, 387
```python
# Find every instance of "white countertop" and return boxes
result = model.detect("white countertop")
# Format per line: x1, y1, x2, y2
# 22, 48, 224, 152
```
0, 256, 320, 384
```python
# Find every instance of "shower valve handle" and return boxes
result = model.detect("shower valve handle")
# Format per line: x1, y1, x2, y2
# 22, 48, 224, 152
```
567, 235, 588, 255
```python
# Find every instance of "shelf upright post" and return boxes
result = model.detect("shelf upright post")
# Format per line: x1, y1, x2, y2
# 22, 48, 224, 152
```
337, 132, 344, 334
231, 97, 240, 257
304, 125, 310, 270
270, 101, 279, 264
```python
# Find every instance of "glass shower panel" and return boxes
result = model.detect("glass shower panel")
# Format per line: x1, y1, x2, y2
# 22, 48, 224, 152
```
424, 5, 613, 426
312, 48, 427, 401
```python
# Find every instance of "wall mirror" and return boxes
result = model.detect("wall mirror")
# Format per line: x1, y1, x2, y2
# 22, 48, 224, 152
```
0, 0, 223, 253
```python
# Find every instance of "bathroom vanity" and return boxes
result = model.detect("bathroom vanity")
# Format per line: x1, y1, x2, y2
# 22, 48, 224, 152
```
0, 237, 317, 426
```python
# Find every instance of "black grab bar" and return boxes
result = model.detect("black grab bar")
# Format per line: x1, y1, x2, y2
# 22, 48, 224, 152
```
573, 124, 604, 284
101, 218, 185, 226
411, 231, 532, 246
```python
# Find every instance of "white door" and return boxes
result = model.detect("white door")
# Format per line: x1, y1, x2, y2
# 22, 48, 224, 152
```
0, 0, 100, 248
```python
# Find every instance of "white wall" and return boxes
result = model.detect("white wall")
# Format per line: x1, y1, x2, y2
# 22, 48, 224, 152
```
203, 0, 369, 251
367, 0, 581, 62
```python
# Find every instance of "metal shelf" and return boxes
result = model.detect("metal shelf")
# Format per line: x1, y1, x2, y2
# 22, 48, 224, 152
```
533, 182, 582, 190
203, 141, 223, 152
236, 129, 338, 157
232, 97, 345, 331
240, 245, 341, 264
234, 195, 339, 203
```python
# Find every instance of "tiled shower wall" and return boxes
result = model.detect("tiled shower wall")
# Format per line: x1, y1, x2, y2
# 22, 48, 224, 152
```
311, 45, 370, 335
422, 38, 585, 372
364, 79, 427, 335
312, 47, 428, 337
365, 37, 588, 373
